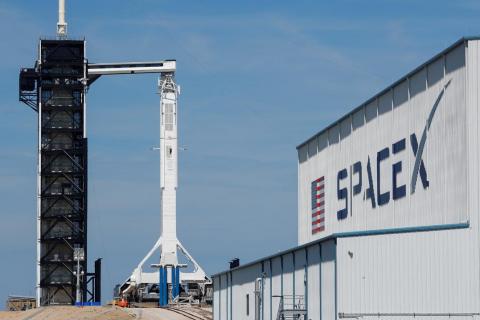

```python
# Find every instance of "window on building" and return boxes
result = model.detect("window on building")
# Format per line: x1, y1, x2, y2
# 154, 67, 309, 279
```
246, 294, 249, 316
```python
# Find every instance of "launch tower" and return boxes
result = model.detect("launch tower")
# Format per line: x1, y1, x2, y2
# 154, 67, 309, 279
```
20, 39, 89, 305
19, 0, 210, 307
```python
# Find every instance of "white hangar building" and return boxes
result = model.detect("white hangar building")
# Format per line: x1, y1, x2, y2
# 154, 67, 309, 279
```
212, 37, 480, 320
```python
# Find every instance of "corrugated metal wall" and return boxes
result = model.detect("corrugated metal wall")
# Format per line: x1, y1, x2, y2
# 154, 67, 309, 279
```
334, 38, 480, 319
321, 240, 336, 320
213, 38, 480, 320
298, 41, 468, 245
213, 240, 336, 320
214, 228, 480, 319
337, 229, 480, 317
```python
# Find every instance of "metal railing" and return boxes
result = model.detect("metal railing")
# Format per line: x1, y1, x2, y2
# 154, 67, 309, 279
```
274, 295, 307, 320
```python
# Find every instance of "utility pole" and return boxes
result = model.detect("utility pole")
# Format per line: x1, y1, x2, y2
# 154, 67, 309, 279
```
74, 248, 85, 304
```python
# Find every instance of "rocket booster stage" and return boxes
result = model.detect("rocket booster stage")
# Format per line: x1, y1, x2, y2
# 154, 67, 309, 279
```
120, 72, 209, 304
159, 74, 179, 266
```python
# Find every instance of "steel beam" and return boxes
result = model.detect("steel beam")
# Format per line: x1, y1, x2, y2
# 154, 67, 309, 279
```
87, 60, 176, 76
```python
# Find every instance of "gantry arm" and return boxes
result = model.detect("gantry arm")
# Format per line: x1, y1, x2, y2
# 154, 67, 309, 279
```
87, 60, 176, 85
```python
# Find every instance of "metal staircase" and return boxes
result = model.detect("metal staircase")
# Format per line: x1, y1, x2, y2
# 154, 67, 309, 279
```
275, 295, 307, 320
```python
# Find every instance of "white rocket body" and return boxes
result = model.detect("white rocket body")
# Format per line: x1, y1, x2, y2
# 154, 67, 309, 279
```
120, 73, 209, 299
159, 76, 179, 266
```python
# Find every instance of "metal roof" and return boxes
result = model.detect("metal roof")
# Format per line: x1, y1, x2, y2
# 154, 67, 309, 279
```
296, 36, 480, 150
211, 222, 469, 278
7, 295, 36, 300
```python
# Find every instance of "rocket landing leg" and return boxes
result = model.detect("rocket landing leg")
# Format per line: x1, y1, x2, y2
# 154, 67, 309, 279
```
119, 236, 210, 304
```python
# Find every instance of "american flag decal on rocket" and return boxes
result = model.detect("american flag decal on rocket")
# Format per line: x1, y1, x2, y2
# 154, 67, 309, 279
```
312, 177, 325, 234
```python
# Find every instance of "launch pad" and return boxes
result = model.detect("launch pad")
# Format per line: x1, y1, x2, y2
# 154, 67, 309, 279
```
19, 0, 210, 307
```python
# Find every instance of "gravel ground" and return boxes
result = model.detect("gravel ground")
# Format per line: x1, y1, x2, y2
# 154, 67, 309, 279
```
128, 308, 188, 320
126, 306, 212, 320
0, 306, 212, 320
0, 306, 133, 320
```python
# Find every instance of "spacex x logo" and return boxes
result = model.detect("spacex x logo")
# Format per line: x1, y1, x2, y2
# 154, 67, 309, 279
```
410, 79, 451, 193
311, 79, 451, 226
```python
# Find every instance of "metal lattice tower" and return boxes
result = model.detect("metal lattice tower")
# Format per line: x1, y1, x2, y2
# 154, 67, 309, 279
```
20, 39, 88, 305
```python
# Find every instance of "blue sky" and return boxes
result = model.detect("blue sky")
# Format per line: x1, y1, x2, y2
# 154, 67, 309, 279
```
0, 0, 478, 305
